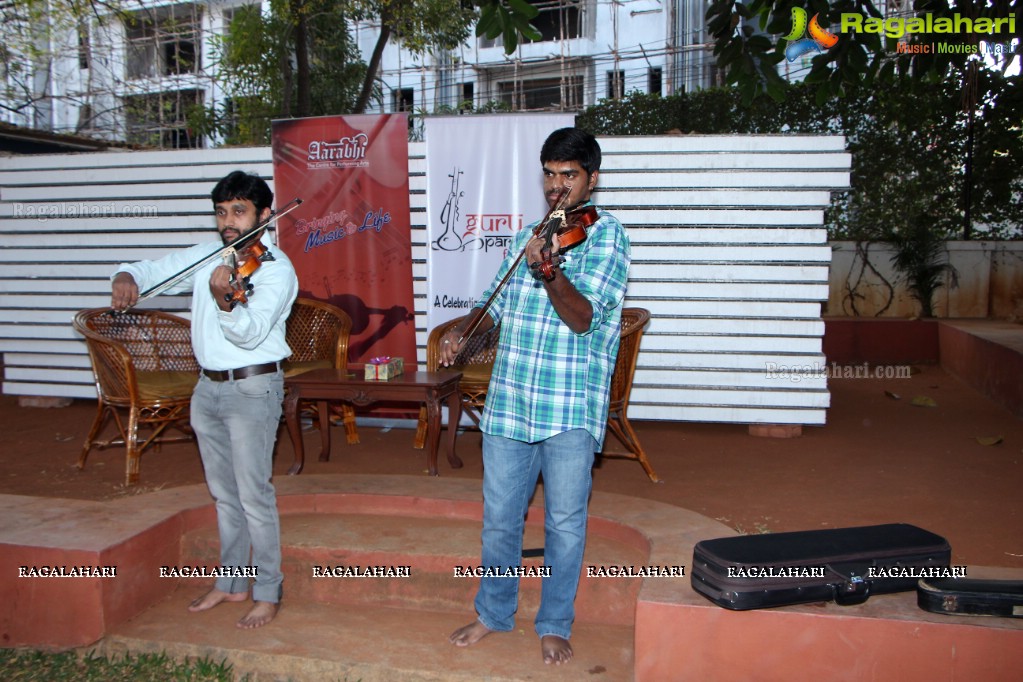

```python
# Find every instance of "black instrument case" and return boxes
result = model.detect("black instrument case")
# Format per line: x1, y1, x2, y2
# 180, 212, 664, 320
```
691, 523, 951, 610
918, 578, 1023, 618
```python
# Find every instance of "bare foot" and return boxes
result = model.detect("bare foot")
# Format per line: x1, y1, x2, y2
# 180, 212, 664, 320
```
237, 600, 279, 629
187, 588, 248, 613
541, 635, 573, 665
449, 620, 494, 647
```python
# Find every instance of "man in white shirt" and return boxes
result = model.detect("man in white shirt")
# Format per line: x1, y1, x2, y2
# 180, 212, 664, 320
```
111, 171, 297, 628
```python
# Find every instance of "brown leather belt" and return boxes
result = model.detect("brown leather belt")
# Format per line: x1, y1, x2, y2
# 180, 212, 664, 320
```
202, 361, 281, 382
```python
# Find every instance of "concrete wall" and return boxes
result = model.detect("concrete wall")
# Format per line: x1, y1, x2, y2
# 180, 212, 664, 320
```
828, 241, 1023, 320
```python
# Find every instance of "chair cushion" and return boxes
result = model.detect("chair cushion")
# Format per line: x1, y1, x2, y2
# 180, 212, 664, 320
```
451, 362, 494, 385
136, 371, 199, 400
283, 359, 333, 378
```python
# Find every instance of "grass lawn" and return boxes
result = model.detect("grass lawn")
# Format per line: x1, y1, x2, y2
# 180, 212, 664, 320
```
0, 649, 244, 681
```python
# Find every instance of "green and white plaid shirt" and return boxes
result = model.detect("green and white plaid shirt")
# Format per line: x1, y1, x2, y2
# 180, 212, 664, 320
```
478, 206, 630, 447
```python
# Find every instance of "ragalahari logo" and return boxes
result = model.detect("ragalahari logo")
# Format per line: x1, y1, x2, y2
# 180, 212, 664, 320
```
784, 7, 840, 61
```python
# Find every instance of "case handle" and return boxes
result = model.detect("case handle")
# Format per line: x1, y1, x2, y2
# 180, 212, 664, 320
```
829, 561, 872, 606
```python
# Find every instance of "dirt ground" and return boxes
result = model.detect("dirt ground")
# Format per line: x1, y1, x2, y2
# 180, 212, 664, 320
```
1, 363, 1021, 570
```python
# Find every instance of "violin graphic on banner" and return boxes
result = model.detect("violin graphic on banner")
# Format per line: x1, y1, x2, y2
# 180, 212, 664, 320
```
432, 167, 470, 252
432, 165, 523, 256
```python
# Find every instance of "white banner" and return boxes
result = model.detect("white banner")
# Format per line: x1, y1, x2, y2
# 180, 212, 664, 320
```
424, 113, 575, 333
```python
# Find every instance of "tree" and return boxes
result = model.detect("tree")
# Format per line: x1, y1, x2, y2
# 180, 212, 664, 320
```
349, 0, 539, 113
202, 0, 541, 137
3, 0, 215, 145
704, 0, 1021, 104
350, 0, 478, 113
0, 0, 540, 145
705, 0, 1021, 244
0, 0, 124, 128
200, 0, 368, 144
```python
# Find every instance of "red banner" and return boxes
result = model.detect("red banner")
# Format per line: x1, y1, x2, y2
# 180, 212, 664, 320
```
271, 114, 416, 369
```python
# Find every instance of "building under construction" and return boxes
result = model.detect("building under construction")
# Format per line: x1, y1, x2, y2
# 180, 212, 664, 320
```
1, 0, 722, 148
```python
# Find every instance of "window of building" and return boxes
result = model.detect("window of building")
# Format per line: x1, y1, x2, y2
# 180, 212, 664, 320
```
221, 96, 238, 139
480, 0, 586, 47
78, 18, 90, 70
124, 89, 204, 148
461, 82, 474, 110
77, 103, 94, 132
606, 70, 624, 100
531, 0, 583, 41
497, 75, 584, 111
648, 67, 662, 95
393, 87, 414, 113
125, 4, 202, 80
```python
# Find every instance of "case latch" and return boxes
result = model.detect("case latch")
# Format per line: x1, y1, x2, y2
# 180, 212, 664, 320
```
829, 562, 872, 606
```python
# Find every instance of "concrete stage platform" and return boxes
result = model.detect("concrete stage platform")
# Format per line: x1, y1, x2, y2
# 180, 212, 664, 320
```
824, 317, 1023, 419
2, 475, 1021, 680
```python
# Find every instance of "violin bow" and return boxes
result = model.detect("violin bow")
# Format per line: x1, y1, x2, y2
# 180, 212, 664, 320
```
134, 198, 303, 304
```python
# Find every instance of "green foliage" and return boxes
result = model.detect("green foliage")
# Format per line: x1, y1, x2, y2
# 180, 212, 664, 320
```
471, 0, 541, 52
888, 221, 958, 317
704, 0, 1022, 103
577, 78, 1023, 243
578, 86, 835, 136
371, 0, 481, 54
0, 648, 244, 681
964, 67, 1023, 238
200, 0, 367, 145
577, 72, 1022, 315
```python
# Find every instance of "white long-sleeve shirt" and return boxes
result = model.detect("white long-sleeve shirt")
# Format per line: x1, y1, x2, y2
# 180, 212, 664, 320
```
115, 233, 298, 371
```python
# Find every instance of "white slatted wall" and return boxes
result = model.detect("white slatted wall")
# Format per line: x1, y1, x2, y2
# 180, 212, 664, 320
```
0, 134, 849, 425
598, 136, 847, 425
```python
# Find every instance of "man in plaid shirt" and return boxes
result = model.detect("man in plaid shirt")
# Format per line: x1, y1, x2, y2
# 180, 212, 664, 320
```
444, 128, 630, 665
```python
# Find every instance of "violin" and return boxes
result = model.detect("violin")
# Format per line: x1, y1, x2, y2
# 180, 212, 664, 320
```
529, 191, 598, 281
223, 240, 274, 308
457, 186, 597, 344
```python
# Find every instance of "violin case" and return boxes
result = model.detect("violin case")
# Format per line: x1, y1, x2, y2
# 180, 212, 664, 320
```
917, 578, 1023, 618
690, 523, 951, 610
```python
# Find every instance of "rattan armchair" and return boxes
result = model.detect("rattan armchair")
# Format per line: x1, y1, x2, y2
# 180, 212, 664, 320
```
412, 309, 656, 481
413, 313, 501, 448
73, 308, 200, 485
283, 297, 357, 443
600, 307, 659, 481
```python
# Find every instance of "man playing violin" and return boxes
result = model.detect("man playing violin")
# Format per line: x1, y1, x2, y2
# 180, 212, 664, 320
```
110, 171, 297, 629
445, 128, 631, 664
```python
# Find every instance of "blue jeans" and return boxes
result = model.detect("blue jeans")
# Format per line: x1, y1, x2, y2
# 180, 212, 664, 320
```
475, 429, 596, 640
190, 371, 284, 604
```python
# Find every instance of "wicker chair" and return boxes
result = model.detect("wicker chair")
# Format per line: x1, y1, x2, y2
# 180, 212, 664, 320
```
73, 308, 200, 485
413, 313, 501, 448
600, 307, 659, 481
283, 297, 357, 443
413, 309, 657, 481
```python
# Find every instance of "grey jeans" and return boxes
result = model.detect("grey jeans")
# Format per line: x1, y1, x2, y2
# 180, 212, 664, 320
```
190, 371, 284, 603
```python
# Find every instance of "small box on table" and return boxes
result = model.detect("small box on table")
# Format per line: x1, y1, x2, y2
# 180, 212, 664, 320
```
364, 356, 404, 381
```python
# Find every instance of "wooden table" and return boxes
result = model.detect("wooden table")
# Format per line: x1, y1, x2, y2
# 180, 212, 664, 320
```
283, 369, 463, 476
